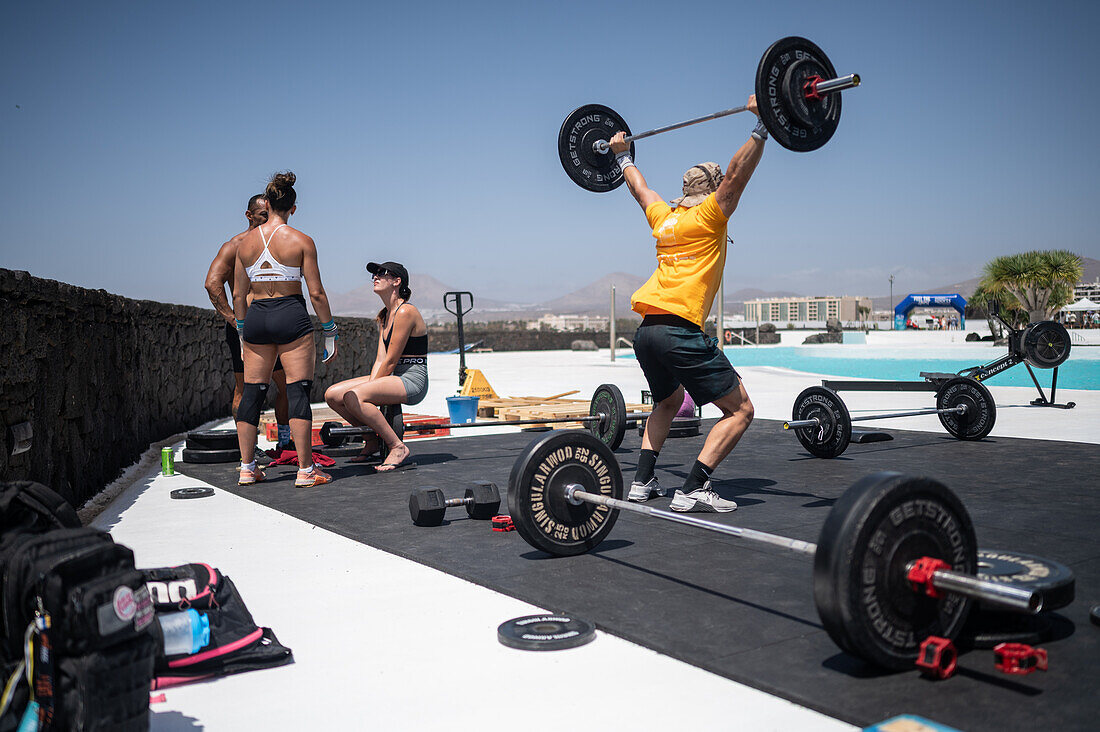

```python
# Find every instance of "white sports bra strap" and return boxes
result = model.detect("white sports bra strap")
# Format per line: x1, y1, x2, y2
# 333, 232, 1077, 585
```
247, 224, 302, 282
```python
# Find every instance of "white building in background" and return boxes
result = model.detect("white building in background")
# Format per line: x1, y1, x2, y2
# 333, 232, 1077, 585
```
744, 295, 873, 324
527, 313, 609, 332
1075, 279, 1100, 301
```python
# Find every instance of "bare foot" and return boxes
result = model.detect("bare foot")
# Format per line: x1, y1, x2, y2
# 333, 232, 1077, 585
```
375, 442, 411, 471
347, 436, 381, 463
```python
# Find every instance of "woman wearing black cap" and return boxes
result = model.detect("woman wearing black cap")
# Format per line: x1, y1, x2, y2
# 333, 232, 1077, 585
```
324, 261, 428, 470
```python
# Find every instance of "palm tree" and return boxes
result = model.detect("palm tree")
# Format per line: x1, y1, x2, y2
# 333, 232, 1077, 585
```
979, 250, 1082, 323
970, 280, 1021, 336
857, 304, 871, 332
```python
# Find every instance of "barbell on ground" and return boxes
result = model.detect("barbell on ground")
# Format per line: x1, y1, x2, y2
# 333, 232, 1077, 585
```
558, 36, 861, 192
507, 430, 1043, 670
321, 383, 641, 451
783, 378, 997, 458
409, 481, 501, 526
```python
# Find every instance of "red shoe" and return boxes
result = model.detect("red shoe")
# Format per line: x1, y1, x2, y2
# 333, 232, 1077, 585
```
295, 466, 333, 487
238, 464, 266, 486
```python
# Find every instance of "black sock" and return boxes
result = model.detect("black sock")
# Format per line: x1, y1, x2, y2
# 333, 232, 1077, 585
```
633, 444, 655, 484
682, 460, 714, 494
634, 449, 658, 484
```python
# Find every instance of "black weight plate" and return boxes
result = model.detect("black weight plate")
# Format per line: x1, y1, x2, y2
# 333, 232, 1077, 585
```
508, 431, 622, 557
170, 487, 215, 500
959, 608, 1052, 650
782, 56, 832, 128
589, 383, 627, 450
321, 443, 373, 458
181, 448, 241, 464
814, 472, 977, 670
319, 420, 349, 447
756, 37, 841, 152
1091, 605, 1100, 627
558, 104, 634, 193
186, 429, 239, 451
1022, 320, 1071, 369
497, 614, 596, 651
667, 424, 701, 439
791, 386, 851, 458
974, 549, 1075, 611
936, 377, 995, 440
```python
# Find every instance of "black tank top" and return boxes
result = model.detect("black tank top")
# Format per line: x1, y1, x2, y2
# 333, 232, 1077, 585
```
382, 304, 428, 358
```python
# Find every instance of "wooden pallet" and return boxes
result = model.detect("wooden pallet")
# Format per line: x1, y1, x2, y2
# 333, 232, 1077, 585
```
499, 400, 647, 430
476, 390, 582, 418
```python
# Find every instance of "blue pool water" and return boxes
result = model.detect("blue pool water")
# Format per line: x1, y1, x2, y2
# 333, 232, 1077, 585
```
618, 346, 1100, 390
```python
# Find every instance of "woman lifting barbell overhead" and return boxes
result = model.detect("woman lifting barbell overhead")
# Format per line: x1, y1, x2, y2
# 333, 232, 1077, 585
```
611, 95, 767, 513
324, 261, 428, 471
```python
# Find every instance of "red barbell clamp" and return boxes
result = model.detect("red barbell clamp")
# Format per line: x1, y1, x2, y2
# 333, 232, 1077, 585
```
994, 643, 1048, 675
907, 556, 951, 599
492, 515, 515, 532
916, 636, 957, 679
803, 75, 825, 101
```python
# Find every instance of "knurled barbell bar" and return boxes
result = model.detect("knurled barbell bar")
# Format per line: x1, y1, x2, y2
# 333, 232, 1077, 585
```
506, 430, 1043, 670
558, 37, 861, 192
321, 384, 641, 451
784, 379, 997, 459
784, 405, 969, 429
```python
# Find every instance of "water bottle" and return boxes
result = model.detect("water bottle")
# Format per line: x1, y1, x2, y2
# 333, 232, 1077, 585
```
157, 609, 210, 656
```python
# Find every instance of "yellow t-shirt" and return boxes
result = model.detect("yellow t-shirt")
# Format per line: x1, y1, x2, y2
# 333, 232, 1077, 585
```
630, 193, 729, 328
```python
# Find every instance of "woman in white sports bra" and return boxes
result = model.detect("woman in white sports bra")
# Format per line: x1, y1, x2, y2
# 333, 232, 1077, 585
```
232, 171, 338, 488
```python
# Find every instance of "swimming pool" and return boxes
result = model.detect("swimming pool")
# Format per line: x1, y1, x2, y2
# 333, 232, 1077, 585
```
618, 345, 1100, 390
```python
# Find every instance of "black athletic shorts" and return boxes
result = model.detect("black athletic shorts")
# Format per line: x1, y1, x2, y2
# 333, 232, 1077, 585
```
224, 324, 282, 374
633, 314, 740, 406
242, 295, 314, 346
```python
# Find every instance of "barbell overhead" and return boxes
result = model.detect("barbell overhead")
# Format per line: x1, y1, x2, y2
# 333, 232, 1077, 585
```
558, 36, 860, 192
506, 431, 1042, 670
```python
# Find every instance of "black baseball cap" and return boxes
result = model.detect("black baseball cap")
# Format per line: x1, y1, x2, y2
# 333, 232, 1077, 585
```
366, 261, 410, 286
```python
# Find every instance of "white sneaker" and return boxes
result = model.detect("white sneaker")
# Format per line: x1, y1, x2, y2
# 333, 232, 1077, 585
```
669, 482, 737, 513
628, 477, 665, 502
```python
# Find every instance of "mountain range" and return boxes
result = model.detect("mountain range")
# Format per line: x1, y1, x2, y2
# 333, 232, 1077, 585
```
329, 258, 1100, 322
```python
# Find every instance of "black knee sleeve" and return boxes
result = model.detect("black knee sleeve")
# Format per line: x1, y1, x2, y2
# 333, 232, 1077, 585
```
237, 382, 268, 426
286, 380, 313, 421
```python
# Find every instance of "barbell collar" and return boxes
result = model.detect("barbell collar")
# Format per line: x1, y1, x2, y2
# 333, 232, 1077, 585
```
565, 485, 818, 556
930, 567, 1042, 613
592, 71, 859, 155
783, 404, 968, 430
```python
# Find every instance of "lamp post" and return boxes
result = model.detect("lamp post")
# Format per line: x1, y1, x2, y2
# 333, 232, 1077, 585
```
889, 275, 895, 331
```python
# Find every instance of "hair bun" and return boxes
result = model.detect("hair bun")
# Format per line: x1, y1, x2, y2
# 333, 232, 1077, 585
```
265, 170, 298, 211
271, 171, 296, 189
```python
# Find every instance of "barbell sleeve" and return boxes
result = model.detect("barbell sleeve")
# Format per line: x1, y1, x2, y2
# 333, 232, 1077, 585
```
809, 73, 860, 96
930, 567, 1042, 613
593, 72, 859, 155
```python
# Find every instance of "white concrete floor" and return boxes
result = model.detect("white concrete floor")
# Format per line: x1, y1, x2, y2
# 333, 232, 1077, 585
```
91, 337, 1099, 730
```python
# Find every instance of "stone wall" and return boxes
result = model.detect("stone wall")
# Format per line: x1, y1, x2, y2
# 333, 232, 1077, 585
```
0, 269, 378, 508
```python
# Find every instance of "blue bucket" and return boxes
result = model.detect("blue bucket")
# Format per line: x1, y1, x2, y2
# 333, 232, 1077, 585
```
446, 396, 480, 424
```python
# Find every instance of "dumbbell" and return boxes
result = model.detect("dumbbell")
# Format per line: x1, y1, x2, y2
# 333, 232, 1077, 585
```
409, 481, 501, 527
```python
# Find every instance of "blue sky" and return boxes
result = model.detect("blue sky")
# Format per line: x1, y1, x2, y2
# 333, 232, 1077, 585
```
2, 0, 1098, 308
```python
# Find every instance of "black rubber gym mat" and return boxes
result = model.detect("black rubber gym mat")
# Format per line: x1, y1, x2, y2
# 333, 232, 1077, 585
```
178, 421, 1100, 731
